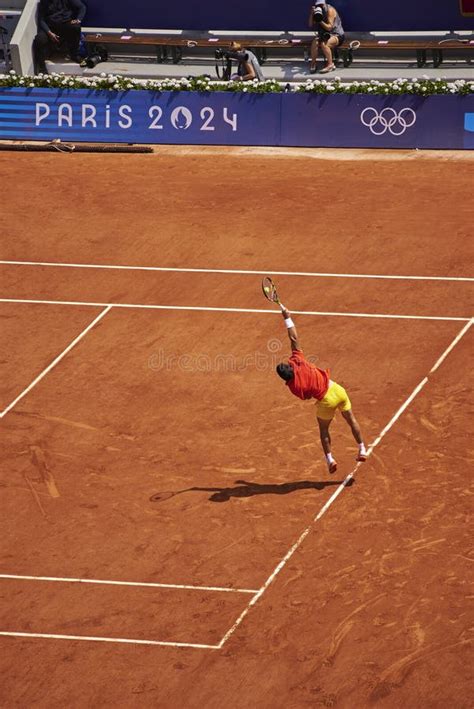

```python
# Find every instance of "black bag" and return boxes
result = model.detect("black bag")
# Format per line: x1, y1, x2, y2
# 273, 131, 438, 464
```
84, 43, 108, 68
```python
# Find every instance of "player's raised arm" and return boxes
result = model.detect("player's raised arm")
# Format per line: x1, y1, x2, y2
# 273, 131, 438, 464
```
281, 307, 300, 351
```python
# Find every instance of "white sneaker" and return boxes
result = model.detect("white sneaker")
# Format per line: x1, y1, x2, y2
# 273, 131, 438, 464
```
356, 446, 368, 462
320, 64, 336, 74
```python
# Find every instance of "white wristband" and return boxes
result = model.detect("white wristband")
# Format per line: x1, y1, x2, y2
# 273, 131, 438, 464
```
285, 318, 295, 329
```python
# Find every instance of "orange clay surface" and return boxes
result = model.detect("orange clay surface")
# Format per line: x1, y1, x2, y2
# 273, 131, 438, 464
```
0, 149, 473, 708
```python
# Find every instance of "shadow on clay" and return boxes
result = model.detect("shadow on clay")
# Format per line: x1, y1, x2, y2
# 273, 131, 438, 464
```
150, 477, 354, 503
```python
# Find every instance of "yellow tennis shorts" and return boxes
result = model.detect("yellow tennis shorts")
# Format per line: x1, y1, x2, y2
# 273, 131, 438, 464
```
316, 380, 352, 421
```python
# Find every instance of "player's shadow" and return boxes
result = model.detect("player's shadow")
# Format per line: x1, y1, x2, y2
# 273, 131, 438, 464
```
206, 479, 351, 502
150, 478, 355, 504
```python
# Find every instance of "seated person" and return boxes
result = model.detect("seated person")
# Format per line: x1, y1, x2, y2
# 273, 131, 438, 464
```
308, 0, 345, 74
228, 41, 264, 81
33, 0, 86, 74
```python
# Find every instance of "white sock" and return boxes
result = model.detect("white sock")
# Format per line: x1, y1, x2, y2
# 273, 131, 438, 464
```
359, 443, 367, 453
325, 453, 335, 464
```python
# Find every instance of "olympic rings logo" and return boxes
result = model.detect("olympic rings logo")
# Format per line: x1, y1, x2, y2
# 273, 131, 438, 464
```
360, 107, 417, 136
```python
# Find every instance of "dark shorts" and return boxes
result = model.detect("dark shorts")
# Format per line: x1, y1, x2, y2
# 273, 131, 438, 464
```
316, 32, 344, 46
328, 33, 344, 46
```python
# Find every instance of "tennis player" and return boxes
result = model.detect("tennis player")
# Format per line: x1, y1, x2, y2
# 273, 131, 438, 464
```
276, 307, 368, 474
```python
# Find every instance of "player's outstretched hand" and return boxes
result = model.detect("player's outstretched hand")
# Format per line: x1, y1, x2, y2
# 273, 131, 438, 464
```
281, 306, 290, 319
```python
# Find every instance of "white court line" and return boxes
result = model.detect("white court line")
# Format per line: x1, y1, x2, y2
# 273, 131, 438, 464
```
0, 298, 468, 322
0, 631, 220, 650
0, 306, 111, 419
218, 318, 473, 648
0, 574, 258, 594
1, 260, 473, 282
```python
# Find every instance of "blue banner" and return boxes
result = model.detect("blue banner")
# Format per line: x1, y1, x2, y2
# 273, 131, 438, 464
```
280, 94, 474, 149
0, 88, 281, 145
0, 88, 473, 149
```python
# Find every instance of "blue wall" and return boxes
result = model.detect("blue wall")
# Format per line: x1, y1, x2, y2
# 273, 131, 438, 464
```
1, 88, 473, 149
83, 0, 474, 32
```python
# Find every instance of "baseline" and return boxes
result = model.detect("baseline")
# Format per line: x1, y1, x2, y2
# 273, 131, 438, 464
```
1, 260, 473, 282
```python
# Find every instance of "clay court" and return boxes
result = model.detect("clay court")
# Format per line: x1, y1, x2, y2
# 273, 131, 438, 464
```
0, 148, 473, 708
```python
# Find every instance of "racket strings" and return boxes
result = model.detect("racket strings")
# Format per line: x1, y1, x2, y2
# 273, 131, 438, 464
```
262, 276, 280, 304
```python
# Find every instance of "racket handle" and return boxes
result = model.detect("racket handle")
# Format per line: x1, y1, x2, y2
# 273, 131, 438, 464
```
279, 302, 286, 311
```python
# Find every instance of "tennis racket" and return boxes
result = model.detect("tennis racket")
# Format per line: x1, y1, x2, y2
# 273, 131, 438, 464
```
261, 276, 286, 310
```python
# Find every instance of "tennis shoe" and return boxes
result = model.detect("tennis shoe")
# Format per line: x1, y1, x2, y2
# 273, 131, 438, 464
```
356, 446, 368, 462
328, 460, 338, 474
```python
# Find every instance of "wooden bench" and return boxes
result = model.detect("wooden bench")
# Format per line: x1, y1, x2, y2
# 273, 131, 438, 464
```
84, 32, 474, 69
340, 38, 474, 68
83, 32, 313, 65
429, 39, 474, 67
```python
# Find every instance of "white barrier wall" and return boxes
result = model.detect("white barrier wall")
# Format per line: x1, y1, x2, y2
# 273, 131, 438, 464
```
10, 0, 37, 75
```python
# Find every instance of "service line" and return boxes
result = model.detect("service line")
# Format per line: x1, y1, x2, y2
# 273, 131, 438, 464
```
0, 305, 111, 419
218, 317, 473, 648
0, 298, 469, 322
0, 574, 258, 594
0, 631, 220, 650
1, 259, 473, 282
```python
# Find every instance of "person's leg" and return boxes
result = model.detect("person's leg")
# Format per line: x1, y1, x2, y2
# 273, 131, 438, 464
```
56, 22, 81, 61
317, 417, 337, 473
320, 35, 339, 71
341, 409, 368, 461
33, 30, 50, 73
310, 37, 320, 72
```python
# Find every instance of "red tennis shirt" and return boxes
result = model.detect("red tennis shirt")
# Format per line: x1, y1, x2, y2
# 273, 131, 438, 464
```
286, 349, 330, 401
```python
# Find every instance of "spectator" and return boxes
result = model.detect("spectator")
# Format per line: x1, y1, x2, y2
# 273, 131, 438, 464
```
33, 0, 86, 74
308, 0, 345, 74
228, 42, 264, 81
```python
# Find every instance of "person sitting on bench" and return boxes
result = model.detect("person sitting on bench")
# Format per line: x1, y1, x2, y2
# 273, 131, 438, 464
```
33, 0, 86, 74
308, 0, 345, 74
